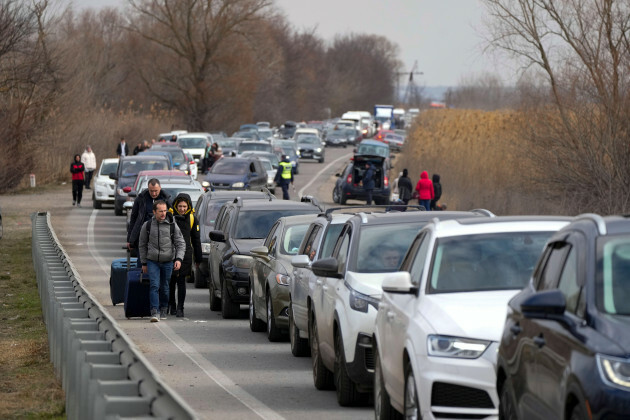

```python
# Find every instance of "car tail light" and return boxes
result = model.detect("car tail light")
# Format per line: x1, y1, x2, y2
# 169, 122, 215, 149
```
346, 174, 352, 184
384, 176, 389, 187
190, 160, 195, 165
123, 186, 132, 193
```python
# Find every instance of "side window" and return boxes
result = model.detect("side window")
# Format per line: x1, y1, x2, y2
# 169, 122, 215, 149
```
557, 247, 582, 315
214, 207, 226, 231
408, 233, 430, 286
335, 231, 352, 273
220, 208, 233, 233
265, 222, 280, 249
301, 225, 321, 261
537, 242, 570, 291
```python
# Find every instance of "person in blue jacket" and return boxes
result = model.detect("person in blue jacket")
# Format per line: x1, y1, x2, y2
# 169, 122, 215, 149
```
362, 161, 375, 205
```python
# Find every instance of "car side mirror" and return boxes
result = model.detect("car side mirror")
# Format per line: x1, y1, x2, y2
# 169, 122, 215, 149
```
335, 173, 341, 177
128, 191, 137, 198
250, 245, 269, 258
521, 289, 566, 318
209, 230, 225, 242
109, 172, 118, 180
382, 271, 417, 294
122, 201, 134, 210
291, 254, 311, 269
311, 257, 342, 278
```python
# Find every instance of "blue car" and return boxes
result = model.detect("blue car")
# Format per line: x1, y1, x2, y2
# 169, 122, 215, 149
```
202, 157, 268, 191
497, 214, 630, 420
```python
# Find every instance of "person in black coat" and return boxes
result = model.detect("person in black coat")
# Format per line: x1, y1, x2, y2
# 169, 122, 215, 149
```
116, 137, 130, 157
398, 168, 414, 205
431, 174, 443, 210
168, 193, 202, 317
127, 179, 171, 253
362, 161, 375, 205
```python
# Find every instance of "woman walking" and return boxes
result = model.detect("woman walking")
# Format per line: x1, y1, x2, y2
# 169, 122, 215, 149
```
415, 170, 434, 211
70, 154, 85, 207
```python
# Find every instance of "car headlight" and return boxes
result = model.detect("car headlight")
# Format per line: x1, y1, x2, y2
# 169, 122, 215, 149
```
232, 182, 245, 188
297, 151, 301, 157
427, 335, 490, 359
345, 281, 379, 313
316, 148, 322, 153
231, 255, 253, 269
201, 243, 211, 254
598, 355, 630, 390
276, 274, 290, 286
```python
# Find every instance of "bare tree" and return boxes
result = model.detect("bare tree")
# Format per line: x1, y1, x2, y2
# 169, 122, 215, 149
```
483, 0, 630, 213
126, 0, 273, 131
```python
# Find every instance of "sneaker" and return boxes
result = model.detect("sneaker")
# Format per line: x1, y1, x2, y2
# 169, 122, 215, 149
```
77, 203, 81, 208
160, 308, 167, 320
72, 200, 76, 206
150, 309, 159, 323
176, 308, 184, 318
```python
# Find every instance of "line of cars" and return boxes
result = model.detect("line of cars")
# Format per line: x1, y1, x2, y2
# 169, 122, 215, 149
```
190, 182, 630, 419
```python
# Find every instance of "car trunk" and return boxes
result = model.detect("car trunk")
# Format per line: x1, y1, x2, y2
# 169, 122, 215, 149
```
352, 155, 385, 189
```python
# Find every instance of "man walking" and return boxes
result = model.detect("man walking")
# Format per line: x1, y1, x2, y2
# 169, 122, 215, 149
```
127, 178, 170, 254
81, 145, 96, 189
138, 200, 185, 322
275, 155, 294, 200
362, 161, 375, 205
116, 137, 129, 157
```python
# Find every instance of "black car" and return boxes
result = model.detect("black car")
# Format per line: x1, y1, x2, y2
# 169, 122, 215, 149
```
202, 157, 267, 191
497, 214, 630, 420
297, 136, 325, 163
207, 197, 321, 319
332, 155, 390, 205
110, 155, 170, 215
192, 189, 275, 289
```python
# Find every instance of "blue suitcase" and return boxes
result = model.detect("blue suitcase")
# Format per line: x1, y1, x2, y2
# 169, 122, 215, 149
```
110, 249, 138, 305
124, 269, 151, 318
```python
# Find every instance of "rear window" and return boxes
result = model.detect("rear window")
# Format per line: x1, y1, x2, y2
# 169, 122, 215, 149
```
354, 223, 425, 273
179, 138, 207, 148
429, 232, 552, 294
357, 143, 389, 157
234, 210, 317, 239
238, 143, 271, 153
598, 236, 630, 315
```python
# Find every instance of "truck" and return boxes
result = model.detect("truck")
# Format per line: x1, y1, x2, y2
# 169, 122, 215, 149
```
373, 104, 394, 130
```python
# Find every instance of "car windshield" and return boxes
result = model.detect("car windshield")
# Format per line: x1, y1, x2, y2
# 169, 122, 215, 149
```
357, 144, 389, 157
238, 143, 271, 153
121, 160, 169, 177
344, 129, 356, 136
234, 210, 317, 239
211, 160, 249, 175
281, 224, 310, 255
429, 232, 552, 293
203, 199, 230, 227
101, 161, 118, 176
355, 223, 425, 273
298, 137, 320, 145
598, 236, 630, 315
178, 138, 207, 148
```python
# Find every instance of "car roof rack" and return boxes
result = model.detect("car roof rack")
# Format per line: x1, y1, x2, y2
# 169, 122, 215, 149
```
574, 213, 607, 235
300, 195, 323, 211
259, 187, 275, 201
320, 204, 424, 219
469, 208, 496, 217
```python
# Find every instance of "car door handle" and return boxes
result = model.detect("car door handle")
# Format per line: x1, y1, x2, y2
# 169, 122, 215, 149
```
322, 285, 328, 291
510, 324, 522, 335
316, 279, 323, 286
534, 335, 545, 348
386, 311, 396, 320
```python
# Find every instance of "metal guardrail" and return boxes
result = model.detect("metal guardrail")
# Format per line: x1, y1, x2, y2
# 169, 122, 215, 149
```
31, 212, 197, 420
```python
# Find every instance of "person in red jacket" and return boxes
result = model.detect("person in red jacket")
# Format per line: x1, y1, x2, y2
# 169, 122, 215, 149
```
70, 154, 85, 207
415, 170, 434, 211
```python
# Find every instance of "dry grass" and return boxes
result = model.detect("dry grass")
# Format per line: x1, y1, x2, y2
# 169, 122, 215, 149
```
394, 109, 564, 215
0, 205, 65, 419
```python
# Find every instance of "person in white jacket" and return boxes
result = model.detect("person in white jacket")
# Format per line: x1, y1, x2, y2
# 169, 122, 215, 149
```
81, 145, 97, 189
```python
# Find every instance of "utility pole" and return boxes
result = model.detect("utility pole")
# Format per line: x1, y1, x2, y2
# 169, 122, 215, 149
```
395, 60, 423, 107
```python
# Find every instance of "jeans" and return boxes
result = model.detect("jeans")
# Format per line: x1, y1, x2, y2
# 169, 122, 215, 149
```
365, 189, 373, 205
419, 199, 431, 211
147, 260, 173, 311
280, 181, 290, 200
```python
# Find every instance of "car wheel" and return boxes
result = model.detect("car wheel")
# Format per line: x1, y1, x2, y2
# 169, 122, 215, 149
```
289, 301, 310, 357
499, 376, 518, 420
319, 157, 324, 163
339, 191, 347, 205
332, 187, 340, 204
249, 283, 265, 332
209, 276, 221, 311
221, 277, 240, 319
375, 346, 402, 419
266, 292, 283, 342
334, 331, 361, 406
310, 312, 334, 390
404, 362, 420, 420
93, 194, 102, 209
569, 403, 588, 420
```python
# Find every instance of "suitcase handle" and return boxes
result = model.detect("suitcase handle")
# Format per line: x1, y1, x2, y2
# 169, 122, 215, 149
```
121, 246, 135, 270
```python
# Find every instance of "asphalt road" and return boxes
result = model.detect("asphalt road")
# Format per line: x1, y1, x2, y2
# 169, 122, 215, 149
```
51, 148, 374, 420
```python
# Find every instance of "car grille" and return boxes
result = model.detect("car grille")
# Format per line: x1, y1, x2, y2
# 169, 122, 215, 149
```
364, 347, 375, 370
431, 382, 494, 409
212, 183, 231, 188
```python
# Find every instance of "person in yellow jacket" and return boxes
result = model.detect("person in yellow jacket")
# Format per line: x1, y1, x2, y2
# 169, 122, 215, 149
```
274, 155, 294, 200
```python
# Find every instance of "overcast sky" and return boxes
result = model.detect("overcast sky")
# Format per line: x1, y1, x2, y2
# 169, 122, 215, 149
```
72, 0, 508, 87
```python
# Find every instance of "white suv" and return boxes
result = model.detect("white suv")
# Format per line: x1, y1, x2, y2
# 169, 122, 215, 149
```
373, 216, 571, 420
92, 158, 119, 209
290, 211, 352, 357
309, 210, 487, 406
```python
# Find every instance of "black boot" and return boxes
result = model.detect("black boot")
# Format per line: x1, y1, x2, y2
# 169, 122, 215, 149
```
176, 307, 184, 318
169, 304, 177, 316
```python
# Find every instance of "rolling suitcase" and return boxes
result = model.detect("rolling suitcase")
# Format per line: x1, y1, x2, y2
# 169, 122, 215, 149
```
110, 248, 138, 305
124, 266, 151, 319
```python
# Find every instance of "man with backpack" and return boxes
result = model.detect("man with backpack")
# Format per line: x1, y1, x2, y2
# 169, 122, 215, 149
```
138, 200, 186, 322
